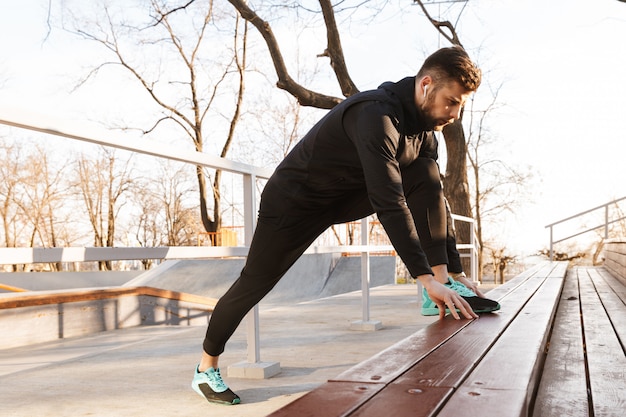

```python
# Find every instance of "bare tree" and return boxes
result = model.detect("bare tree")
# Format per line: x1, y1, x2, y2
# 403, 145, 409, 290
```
226, 0, 356, 108
412, 0, 475, 245
56, 0, 494, 255
74, 147, 133, 270
225, 0, 477, 246
466, 82, 532, 278
488, 247, 516, 284
0, 140, 26, 271
15, 146, 70, 271
222, 1, 475, 222
211, 11, 248, 234
234, 23, 327, 167
0, 139, 79, 271
133, 183, 162, 270
155, 162, 199, 246
60, 0, 249, 236
132, 160, 199, 268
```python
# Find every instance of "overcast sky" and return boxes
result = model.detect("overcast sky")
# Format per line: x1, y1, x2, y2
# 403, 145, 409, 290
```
1, 0, 625, 257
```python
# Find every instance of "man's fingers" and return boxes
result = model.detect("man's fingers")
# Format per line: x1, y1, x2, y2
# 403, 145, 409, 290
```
437, 296, 477, 320
447, 298, 461, 319
457, 297, 478, 319
427, 282, 478, 320
440, 295, 461, 320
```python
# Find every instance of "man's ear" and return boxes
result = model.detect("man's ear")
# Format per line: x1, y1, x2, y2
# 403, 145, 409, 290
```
419, 75, 432, 97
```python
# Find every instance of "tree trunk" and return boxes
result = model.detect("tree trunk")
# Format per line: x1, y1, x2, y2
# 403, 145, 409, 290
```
442, 118, 472, 243
197, 165, 217, 233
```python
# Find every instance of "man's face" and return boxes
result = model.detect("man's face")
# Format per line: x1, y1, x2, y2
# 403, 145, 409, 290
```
420, 81, 473, 131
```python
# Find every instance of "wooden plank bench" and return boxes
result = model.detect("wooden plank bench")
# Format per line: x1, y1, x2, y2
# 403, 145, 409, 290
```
533, 266, 626, 416
267, 261, 626, 417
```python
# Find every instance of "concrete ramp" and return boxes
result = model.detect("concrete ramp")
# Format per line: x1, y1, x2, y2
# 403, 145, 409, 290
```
124, 254, 397, 305
319, 256, 396, 299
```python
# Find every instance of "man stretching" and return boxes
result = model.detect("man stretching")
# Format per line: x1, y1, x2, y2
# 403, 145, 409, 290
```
191, 46, 499, 405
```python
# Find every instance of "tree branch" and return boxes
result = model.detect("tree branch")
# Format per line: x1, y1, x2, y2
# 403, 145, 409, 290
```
150, 0, 197, 27
318, 0, 359, 97
227, 0, 343, 109
413, 0, 463, 48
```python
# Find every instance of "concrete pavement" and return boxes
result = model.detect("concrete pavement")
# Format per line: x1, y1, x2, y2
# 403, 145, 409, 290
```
0, 284, 441, 417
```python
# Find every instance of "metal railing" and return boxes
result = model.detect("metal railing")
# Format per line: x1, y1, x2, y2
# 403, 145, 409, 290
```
545, 196, 626, 260
0, 111, 276, 368
451, 213, 480, 283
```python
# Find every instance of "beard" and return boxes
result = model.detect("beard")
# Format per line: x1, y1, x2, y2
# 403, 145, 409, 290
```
419, 94, 446, 131
420, 109, 446, 131
419, 89, 457, 131
421, 110, 451, 131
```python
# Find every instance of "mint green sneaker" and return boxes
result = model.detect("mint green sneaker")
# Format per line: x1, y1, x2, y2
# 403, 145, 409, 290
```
192, 366, 241, 405
421, 277, 501, 316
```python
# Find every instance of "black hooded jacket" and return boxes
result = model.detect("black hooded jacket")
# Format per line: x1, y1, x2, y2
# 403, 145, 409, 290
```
268, 76, 441, 278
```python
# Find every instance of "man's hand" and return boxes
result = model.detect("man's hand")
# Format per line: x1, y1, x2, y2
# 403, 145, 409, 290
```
418, 274, 478, 320
455, 274, 486, 298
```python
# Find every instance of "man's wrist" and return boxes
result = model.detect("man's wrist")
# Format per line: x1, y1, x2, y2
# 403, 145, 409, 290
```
450, 271, 466, 280
417, 274, 436, 288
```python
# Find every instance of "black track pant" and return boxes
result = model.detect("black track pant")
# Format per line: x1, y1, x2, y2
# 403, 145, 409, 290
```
203, 158, 446, 356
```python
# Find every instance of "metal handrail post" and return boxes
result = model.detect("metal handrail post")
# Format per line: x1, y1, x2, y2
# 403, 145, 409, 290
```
605, 205, 609, 240
349, 217, 381, 331
549, 226, 554, 261
470, 223, 478, 283
242, 173, 261, 364
451, 213, 480, 282
360, 217, 370, 322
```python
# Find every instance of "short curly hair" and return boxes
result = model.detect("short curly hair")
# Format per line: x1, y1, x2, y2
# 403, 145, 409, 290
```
417, 46, 482, 92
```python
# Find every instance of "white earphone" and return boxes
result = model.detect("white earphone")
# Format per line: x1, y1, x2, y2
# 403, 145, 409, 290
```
423, 85, 428, 97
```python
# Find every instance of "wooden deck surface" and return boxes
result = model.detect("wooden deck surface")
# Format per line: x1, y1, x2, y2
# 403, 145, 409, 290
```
269, 263, 626, 417
533, 266, 626, 417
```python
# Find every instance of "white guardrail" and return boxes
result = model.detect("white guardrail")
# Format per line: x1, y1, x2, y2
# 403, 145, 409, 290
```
545, 196, 626, 260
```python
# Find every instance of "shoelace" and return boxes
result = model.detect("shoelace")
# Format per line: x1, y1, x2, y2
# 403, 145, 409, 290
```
446, 278, 477, 297
207, 368, 228, 392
